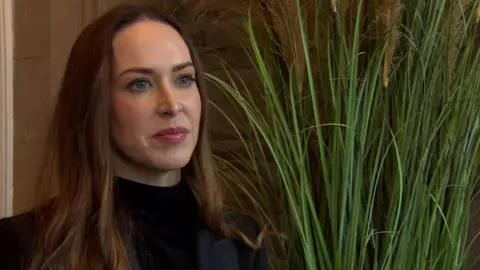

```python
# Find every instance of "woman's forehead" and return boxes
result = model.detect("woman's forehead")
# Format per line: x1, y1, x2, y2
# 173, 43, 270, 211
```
112, 21, 192, 74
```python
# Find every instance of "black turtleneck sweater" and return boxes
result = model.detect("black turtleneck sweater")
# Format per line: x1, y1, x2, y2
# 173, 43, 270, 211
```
117, 177, 200, 270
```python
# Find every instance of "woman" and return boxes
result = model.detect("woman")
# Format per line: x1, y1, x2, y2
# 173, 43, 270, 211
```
0, 4, 266, 270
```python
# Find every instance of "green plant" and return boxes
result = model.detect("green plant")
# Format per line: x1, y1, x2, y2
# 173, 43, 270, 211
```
208, 0, 480, 269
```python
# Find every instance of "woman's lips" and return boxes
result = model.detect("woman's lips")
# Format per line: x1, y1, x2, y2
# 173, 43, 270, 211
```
153, 127, 188, 143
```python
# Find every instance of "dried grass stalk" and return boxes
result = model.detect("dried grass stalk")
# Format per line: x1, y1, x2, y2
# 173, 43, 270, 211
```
265, 0, 306, 89
331, 0, 338, 12
476, 1, 480, 23
382, 0, 402, 88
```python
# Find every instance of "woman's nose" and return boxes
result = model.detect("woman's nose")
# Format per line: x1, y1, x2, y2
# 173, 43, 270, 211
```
155, 82, 182, 116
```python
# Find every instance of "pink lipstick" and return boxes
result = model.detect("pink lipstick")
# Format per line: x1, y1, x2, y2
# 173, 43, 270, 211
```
153, 127, 188, 143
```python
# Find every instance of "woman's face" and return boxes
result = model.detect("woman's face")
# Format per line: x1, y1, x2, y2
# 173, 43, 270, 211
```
111, 20, 201, 172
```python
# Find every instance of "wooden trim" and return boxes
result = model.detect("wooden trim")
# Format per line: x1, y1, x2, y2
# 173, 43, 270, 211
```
96, 0, 107, 16
0, 0, 13, 218
80, 0, 107, 28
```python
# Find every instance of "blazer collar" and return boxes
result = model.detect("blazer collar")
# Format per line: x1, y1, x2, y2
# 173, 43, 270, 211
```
197, 229, 240, 270
123, 227, 242, 270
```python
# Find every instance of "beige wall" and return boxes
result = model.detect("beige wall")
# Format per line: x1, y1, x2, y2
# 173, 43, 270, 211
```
0, 0, 14, 218
14, 0, 52, 214
13, 0, 99, 213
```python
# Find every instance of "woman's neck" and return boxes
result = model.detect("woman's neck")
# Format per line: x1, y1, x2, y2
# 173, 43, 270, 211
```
113, 154, 181, 187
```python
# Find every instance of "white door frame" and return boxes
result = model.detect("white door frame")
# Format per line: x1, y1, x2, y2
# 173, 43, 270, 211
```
0, 0, 14, 218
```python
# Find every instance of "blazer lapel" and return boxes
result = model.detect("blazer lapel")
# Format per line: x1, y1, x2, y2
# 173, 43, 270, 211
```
197, 229, 240, 270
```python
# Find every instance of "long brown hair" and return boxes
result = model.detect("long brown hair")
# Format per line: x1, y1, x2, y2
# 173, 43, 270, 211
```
29, 4, 261, 269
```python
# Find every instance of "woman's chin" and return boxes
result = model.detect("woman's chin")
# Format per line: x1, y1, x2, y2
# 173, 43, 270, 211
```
149, 158, 191, 172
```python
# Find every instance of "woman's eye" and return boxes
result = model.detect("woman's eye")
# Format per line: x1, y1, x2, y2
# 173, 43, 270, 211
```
175, 75, 196, 87
127, 78, 152, 91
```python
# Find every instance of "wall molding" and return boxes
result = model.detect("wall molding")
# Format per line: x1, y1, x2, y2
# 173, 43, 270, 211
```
81, 0, 106, 28
0, 0, 14, 218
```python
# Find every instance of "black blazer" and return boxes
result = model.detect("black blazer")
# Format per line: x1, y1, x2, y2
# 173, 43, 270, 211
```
0, 211, 268, 270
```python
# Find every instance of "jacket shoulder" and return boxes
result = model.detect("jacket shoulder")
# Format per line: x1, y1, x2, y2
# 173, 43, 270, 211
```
227, 212, 268, 270
230, 213, 261, 239
0, 211, 36, 270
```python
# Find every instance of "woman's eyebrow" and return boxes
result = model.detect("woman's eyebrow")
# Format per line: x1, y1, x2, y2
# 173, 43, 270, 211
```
172, 61, 193, 72
119, 67, 154, 76
118, 62, 193, 76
